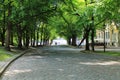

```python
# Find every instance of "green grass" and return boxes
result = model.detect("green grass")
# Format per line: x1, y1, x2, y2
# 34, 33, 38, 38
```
95, 51, 120, 56
0, 48, 13, 61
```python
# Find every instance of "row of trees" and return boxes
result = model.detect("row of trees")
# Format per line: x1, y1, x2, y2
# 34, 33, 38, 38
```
0, 0, 120, 51
0, 0, 59, 50
49, 0, 120, 51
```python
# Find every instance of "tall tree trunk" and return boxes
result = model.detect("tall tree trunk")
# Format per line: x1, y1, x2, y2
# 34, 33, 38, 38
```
91, 28, 95, 51
78, 28, 90, 47
91, 15, 95, 51
40, 34, 43, 45
25, 29, 30, 48
72, 34, 77, 46
10, 29, 14, 45
67, 37, 71, 45
5, 22, 11, 51
85, 29, 90, 51
118, 31, 120, 47
36, 29, 39, 46
23, 32, 26, 47
5, 2, 12, 51
43, 30, 46, 46
33, 28, 36, 46
30, 32, 33, 46
17, 25, 22, 49
2, 4, 6, 46
40, 24, 44, 45
1, 28, 6, 46
47, 37, 50, 45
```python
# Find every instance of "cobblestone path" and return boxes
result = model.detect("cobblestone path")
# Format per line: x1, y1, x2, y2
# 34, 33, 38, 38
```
1, 46, 120, 80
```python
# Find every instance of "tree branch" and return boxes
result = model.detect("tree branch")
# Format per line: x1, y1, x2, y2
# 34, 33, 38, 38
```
95, 18, 106, 26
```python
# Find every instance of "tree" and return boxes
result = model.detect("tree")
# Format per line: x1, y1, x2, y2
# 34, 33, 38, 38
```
48, 0, 81, 46
0, 0, 119, 51
0, 0, 6, 46
5, 0, 13, 51
0, 0, 58, 50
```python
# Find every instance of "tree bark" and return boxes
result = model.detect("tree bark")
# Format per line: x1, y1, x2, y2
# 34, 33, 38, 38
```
30, 32, 33, 46
25, 29, 30, 48
78, 28, 91, 48
72, 34, 77, 46
10, 29, 14, 45
67, 37, 71, 45
43, 29, 46, 45
17, 25, 22, 49
5, 2, 12, 51
1, 28, 6, 46
118, 31, 120, 47
33, 28, 36, 46
2, 4, 6, 46
36, 30, 39, 46
5, 22, 11, 51
91, 15, 95, 51
40, 24, 44, 45
85, 29, 90, 51
91, 28, 95, 51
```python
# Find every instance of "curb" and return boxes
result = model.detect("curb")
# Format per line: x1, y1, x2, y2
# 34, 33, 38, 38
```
0, 48, 33, 78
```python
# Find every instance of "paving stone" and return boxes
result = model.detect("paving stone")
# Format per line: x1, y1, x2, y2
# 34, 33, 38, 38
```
1, 46, 120, 80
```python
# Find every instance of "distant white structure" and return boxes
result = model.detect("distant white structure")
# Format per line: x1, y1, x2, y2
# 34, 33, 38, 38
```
51, 37, 67, 45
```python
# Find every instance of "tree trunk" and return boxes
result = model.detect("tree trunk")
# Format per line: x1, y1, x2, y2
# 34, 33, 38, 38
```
5, 2, 12, 51
1, 28, 6, 46
40, 24, 44, 45
18, 35, 22, 49
118, 31, 120, 47
78, 36, 85, 47
30, 33, 33, 46
36, 30, 39, 46
33, 29, 36, 46
17, 25, 22, 49
10, 30, 14, 45
2, 4, 6, 46
5, 22, 11, 51
91, 28, 95, 51
43, 32, 45, 46
78, 28, 91, 48
72, 34, 77, 46
23, 32, 26, 47
85, 36, 90, 50
85, 29, 90, 51
91, 15, 95, 51
25, 29, 30, 48
40, 32, 43, 45
67, 37, 71, 45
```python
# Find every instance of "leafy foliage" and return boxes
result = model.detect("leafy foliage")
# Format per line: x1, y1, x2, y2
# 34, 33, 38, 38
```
0, 0, 120, 50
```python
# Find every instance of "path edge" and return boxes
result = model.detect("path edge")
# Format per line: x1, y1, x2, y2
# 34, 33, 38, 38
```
0, 48, 33, 78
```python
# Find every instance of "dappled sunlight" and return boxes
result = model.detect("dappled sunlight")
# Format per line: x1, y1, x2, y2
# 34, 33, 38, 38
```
68, 74, 76, 78
57, 69, 64, 72
55, 58, 62, 61
4, 69, 32, 77
34, 56, 44, 59
24, 56, 44, 61
79, 61, 120, 66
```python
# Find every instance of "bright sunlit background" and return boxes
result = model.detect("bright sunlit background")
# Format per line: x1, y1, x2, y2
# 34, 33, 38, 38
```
51, 37, 67, 45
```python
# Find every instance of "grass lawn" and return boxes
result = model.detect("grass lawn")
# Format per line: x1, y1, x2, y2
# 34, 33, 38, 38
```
0, 48, 13, 61
95, 51, 120, 56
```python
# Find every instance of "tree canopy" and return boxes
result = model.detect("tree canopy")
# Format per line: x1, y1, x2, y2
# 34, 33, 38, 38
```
0, 0, 119, 51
